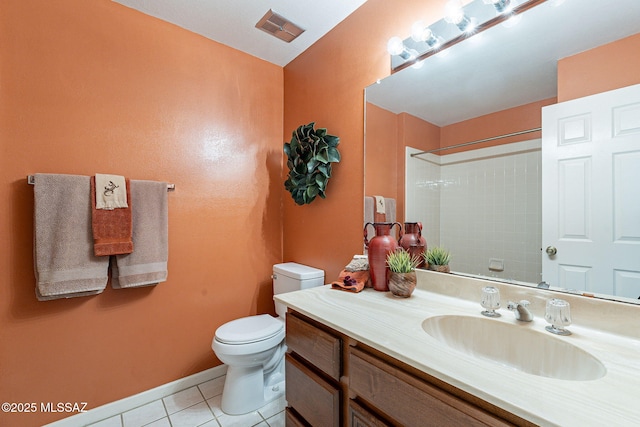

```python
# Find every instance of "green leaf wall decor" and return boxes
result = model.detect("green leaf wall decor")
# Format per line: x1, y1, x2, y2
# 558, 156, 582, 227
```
284, 122, 341, 205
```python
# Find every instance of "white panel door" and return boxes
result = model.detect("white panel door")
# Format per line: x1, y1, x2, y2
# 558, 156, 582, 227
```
542, 84, 640, 299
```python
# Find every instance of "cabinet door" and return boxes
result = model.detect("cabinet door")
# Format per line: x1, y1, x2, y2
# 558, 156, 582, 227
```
286, 353, 340, 426
349, 347, 513, 427
286, 312, 341, 380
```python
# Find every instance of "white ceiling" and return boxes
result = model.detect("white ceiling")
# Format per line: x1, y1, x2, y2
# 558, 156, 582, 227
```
366, 0, 640, 126
111, 0, 369, 66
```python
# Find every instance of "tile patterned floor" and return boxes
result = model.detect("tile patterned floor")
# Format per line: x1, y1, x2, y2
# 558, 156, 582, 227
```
86, 375, 286, 427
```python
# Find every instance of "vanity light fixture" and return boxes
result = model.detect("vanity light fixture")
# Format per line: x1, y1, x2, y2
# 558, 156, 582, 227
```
483, 0, 513, 14
386, 0, 548, 73
444, 0, 475, 32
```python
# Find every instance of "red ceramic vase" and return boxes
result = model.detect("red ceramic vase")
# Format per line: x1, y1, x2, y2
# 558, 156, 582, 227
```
399, 222, 427, 268
364, 222, 401, 291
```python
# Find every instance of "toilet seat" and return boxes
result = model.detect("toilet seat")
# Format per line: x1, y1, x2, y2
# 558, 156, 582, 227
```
215, 314, 284, 345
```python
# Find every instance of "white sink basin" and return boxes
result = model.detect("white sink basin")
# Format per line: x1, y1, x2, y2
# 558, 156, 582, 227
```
422, 315, 606, 381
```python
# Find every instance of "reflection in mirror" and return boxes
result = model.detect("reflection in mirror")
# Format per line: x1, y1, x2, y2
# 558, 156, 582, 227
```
364, 0, 640, 303
406, 139, 542, 284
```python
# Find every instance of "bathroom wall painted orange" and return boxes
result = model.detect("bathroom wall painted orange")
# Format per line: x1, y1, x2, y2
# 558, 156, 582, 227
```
283, 0, 444, 279
440, 98, 556, 153
397, 112, 441, 153
558, 33, 640, 102
0, 1, 282, 425
365, 103, 399, 203
365, 105, 440, 225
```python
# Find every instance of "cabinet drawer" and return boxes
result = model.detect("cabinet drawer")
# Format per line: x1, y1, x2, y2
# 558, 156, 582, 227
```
286, 353, 340, 426
349, 347, 513, 427
349, 399, 391, 427
285, 407, 307, 427
286, 312, 341, 380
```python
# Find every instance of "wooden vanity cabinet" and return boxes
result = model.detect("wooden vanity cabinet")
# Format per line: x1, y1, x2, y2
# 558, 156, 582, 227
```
285, 310, 530, 427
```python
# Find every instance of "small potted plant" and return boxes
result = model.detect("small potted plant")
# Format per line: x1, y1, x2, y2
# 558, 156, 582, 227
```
424, 246, 451, 273
386, 249, 421, 297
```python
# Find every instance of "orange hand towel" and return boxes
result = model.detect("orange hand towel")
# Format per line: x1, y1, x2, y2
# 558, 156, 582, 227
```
91, 176, 134, 256
331, 270, 370, 293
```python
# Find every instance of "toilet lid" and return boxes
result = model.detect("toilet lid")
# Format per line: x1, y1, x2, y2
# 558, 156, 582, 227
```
215, 314, 284, 344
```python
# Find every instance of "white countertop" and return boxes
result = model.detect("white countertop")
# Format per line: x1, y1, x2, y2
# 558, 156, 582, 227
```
275, 271, 640, 426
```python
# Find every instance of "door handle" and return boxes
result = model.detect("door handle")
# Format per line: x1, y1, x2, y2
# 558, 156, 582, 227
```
546, 246, 557, 256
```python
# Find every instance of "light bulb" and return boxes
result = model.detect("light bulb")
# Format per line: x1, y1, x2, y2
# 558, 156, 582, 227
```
387, 37, 417, 61
411, 21, 440, 48
445, 0, 465, 25
445, 0, 475, 32
410, 21, 429, 42
386, 36, 405, 56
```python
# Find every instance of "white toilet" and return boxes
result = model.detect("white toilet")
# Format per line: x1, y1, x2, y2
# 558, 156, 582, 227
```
212, 262, 324, 415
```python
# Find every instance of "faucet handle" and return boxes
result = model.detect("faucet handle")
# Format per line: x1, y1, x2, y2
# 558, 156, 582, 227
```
544, 298, 572, 335
481, 286, 501, 318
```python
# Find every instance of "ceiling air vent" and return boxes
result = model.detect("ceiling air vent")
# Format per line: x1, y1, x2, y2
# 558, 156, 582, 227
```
255, 9, 305, 43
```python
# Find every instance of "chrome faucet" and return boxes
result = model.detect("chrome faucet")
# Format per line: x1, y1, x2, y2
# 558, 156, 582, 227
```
507, 300, 533, 322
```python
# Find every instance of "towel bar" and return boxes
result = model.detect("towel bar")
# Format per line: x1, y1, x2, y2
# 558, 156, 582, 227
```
27, 175, 175, 191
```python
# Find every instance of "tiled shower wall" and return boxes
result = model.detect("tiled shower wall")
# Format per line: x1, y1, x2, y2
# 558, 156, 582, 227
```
406, 141, 542, 284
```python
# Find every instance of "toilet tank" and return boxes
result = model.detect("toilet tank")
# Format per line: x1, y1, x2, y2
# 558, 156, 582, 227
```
273, 263, 324, 318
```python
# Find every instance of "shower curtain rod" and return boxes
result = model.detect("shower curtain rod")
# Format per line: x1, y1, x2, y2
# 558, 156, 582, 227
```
410, 127, 542, 157
26, 175, 175, 191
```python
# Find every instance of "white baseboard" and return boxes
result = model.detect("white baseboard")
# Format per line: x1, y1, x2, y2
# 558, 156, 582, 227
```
44, 365, 227, 427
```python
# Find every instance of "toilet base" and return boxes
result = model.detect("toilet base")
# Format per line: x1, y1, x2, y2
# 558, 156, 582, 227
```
220, 355, 286, 415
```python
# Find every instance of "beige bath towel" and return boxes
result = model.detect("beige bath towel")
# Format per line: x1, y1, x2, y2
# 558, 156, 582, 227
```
364, 196, 397, 243
364, 196, 396, 224
33, 174, 109, 300
112, 180, 168, 288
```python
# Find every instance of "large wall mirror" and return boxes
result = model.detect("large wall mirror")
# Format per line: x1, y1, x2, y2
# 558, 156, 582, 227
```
364, 0, 640, 303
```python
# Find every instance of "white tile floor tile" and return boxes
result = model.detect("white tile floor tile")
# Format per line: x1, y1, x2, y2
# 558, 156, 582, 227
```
92, 373, 286, 427
122, 400, 167, 427
257, 397, 286, 420
198, 376, 225, 400
163, 386, 204, 414
264, 412, 285, 427
206, 395, 224, 418
168, 401, 215, 427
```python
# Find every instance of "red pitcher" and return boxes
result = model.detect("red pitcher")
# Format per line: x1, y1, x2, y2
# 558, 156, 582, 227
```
399, 222, 427, 268
364, 222, 402, 292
